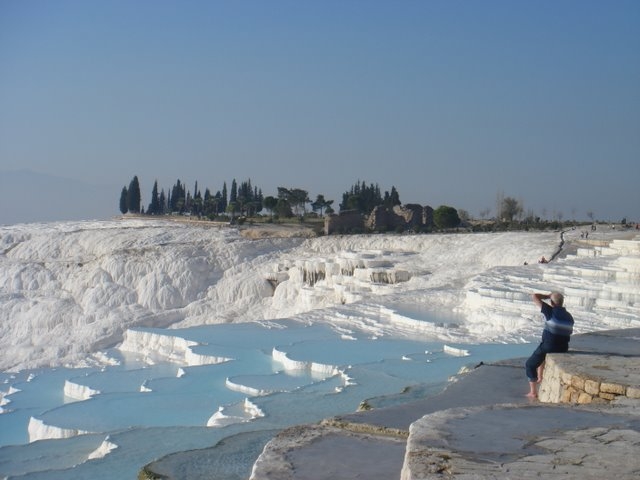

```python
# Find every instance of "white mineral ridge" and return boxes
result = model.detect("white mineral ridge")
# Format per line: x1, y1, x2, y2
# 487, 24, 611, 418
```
272, 347, 340, 377
443, 345, 470, 357
206, 398, 265, 427
1, 219, 638, 373
28, 416, 91, 442
63, 380, 100, 401
87, 436, 118, 460
119, 328, 232, 366
0, 219, 298, 371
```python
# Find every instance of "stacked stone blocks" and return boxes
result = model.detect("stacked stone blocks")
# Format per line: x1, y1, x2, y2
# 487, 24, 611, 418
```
539, 353, 640, 405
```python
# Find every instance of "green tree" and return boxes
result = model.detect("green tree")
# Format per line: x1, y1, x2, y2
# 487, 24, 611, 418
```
236, 179, 255, 216
499, 196, 523, 222
203, 188, 213, 217
230, 179, 238, 205
227, 201, 239, 218
254, 187, 264, 215
311, 194, 334, 216
275, 187, 308, 216
433, 205, 461, 229
119, 186, 128, 214
192, 181, 202, 216
276, 188, 293, 218
263, 196, 278, 218
275, 199, 293, 218
127, 176, 141, 213
214, 191, 224, 214
221, 182, 228, 213
185, 191, 192, 214
192, 194, 203, 216
170, 180, 186, 212
340, 180, 384, 214
289, 188, 309, 216
159, 189, 167, 214
384, 186, 401, 208
148, 180, 160, 215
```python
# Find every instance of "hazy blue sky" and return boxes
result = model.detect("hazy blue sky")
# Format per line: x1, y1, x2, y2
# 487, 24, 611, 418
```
1, 0, 639, 224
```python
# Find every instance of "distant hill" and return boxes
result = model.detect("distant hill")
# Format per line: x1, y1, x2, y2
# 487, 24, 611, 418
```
0, 170, 116, 225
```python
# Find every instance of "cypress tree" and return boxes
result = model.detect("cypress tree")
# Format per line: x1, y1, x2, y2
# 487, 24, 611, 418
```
159, 190, 167, 214
339, 180, 384, 214
119, 186, 128, 214
128, 176, 141, 213
230, 179, 237, 204
221, 182, 228, 213
170, 180, 185, 212
148, 180, 160, 215
389, 186, 400, 206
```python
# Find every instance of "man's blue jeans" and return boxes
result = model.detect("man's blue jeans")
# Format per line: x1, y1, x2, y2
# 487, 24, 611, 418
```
525, 340, 569, 382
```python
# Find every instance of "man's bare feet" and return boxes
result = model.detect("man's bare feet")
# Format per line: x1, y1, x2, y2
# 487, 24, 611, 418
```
527, 381, 538, 399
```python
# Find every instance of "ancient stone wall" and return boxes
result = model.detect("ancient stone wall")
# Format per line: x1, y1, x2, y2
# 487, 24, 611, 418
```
365, 206, 403, 232
324, 210, 364, 235
539, 353, 640, 404
325, 204, 436, 234
364, 204, 435, 233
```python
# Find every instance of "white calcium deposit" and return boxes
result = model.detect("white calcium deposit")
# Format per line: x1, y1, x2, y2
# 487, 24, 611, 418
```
1, 219, 638, 373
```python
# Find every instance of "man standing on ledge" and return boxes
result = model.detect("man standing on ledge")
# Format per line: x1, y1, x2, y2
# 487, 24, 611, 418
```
526, 291, 574, 398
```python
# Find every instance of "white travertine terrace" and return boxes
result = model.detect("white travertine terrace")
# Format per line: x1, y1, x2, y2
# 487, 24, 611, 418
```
28, 416, 91, 442
118, 329, 233, 366
63, 380, 100, 401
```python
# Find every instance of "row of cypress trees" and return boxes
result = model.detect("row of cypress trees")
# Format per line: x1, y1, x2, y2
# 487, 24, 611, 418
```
119, 176, 407, 219
120, 176, 259, 217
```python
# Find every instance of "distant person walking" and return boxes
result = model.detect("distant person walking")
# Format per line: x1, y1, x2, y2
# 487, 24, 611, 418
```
525, 291, 574, 398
